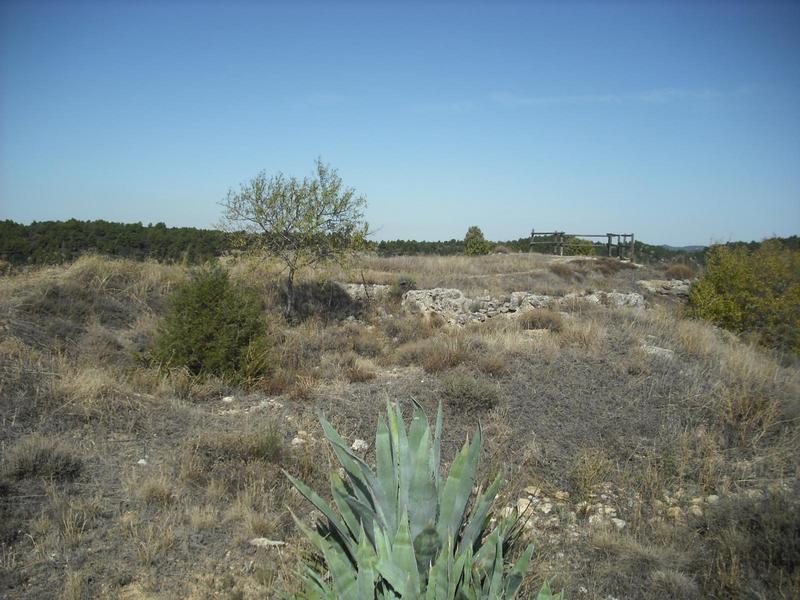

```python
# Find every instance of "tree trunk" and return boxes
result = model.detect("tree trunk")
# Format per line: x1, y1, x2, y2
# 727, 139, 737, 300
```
285, 267, 296, 321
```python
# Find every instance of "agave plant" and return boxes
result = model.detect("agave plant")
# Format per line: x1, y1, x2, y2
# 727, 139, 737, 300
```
285, 401, 562, 599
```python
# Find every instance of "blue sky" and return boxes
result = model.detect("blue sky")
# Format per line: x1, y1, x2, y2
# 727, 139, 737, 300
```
1, 1, 798, 246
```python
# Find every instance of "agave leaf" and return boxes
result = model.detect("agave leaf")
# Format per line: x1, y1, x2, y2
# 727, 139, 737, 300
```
355, 524, 378, 598
486, 533, 504, 599
437, 425, 482, 543
473, 527, 500, 578
322, 539, 357, 598
375, 526, 408, 595
375, 416, 398, 535
424, 538, 450, 599
407, 418, 437, 540
457, 473, 503, 555
330, 471, 362, 542
320, 417, 374, 507
343, 494, 379, 549
285, 472, 355, 557
390, 402, 412, 529
393, 509, 421, 594
504, 543, 534, 600
431, 402, 443, 492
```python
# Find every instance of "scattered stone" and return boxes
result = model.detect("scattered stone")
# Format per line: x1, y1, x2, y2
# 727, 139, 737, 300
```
637, 279, 690, 298
221, 395, 235, 403
539, 503, 553, 515
524, 485, 542, 497
291, 437, 306, 447
666, 506, 684, 522
554, 490, 570, 501
516, 498, 533, 514
689, 505, 704, 518
249, 538, 286, 549
351, 439, 369, 452
705, 494, 720, 504
136, 459, 148, 466
610, 518, 627, 530
641, 345, 675, 359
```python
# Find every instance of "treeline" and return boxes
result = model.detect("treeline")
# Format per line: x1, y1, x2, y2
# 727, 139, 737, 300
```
0, 219, 228, 266
2, 219, 794, 267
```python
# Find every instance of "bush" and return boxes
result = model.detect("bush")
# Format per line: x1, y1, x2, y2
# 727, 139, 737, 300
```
150, 268, 271, 381
440, 366, 499, 411
687, 240, 800, 354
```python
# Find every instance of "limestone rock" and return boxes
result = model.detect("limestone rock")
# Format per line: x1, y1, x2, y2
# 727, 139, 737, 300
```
351, 439, 369, 452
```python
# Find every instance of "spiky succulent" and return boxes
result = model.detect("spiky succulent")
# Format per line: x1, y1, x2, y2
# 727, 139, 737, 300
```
285, 401, 562, 599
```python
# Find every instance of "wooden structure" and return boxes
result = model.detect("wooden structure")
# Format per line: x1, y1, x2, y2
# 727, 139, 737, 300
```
529, 229, 636, 261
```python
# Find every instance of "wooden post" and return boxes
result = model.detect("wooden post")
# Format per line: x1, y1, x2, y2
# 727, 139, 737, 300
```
559, 232, 564, 256
630, 233, 635, 263
607, 233, 613, 257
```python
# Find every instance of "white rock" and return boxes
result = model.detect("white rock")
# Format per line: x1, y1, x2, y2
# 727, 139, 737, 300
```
136, 459, 148, 466
291, 437, 306, 447
641, 345, 675, 359
538, 502, 553, 515
523, 485, 542, 497
221, 395, 235, 404
706, 494, 720, 504
351, 439, 369, 452
249, 538, 286, 548
554, 490, 570, 501
610, 518, 627, 530
516, 498, 532, 514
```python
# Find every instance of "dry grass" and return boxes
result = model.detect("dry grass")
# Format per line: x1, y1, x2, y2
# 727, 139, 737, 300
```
1, 253, 797, 599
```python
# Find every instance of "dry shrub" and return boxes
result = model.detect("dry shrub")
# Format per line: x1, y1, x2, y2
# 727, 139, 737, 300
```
519, 308, 563, 332
689, 488, 800, 598
548, 262, 576, 280
664, 263, 694, 280
137, 474, 177, 507
346, 356, 378, 383
393, 334, 481, 372
180, 425, 285, 492
588, 530, 698, 599
477, 354, 509, 376
559, 316, 607, 350
380, 313, 437, 345
570, 448, 613, 499
289, 375, 320, 401
4, 435, 82, 481
439, 366, 499, 412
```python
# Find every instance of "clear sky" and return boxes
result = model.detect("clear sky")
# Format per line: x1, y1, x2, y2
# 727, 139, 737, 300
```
1, 1, 798, 246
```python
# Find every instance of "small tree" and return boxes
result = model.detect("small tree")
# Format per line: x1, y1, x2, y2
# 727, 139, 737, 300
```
221, 159, 369, 319
464, 225, 490, 256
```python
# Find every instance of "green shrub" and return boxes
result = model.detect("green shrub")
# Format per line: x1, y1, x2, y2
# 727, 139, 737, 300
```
285, 402, 562, 599
565, 236, 596, 256
687, 240, 800, 353
464, 225, 491, 256
150, 268, 271, 381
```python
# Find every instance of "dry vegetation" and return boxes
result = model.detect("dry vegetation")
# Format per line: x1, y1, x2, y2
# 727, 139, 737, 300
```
1, 253, 798, 598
